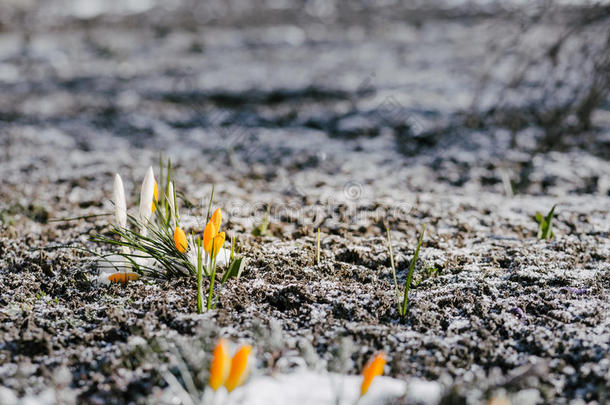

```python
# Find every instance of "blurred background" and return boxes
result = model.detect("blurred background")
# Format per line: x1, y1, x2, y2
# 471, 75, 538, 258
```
0, 0, 609, 217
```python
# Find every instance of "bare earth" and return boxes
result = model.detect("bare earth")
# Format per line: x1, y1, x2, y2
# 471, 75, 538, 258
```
0, 1, 609, 404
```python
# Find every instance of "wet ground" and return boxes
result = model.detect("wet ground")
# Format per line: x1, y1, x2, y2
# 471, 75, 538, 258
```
1, 1, 609, 404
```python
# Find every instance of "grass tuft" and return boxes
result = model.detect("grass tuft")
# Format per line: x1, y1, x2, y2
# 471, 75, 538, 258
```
386, 224, 426, 319
535, 204, 556, 240
90, 209, 194, 279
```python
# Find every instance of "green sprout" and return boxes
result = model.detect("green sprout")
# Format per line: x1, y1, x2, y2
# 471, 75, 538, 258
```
315, 228, 321, 265
413, 266, 438, 287
535, 204, 556, 240
252, 206, 271, 236
222, 236, 246, 283
386, 224, 426, 318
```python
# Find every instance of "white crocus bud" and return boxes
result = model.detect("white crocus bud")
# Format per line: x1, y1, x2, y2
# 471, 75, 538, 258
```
139, 166, 155, 235
167, 181, 177, 228
113, 173, 129, 256
113, 174, 127, 228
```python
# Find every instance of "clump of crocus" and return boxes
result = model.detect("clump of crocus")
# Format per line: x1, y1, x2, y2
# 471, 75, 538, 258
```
91, 160, 246, 311
195, 201, 245, 313
209, 339, 252, 394
199, 208, 226, 311
360, 352, 386, 397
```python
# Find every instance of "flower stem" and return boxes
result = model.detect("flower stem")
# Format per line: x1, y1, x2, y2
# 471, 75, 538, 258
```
197, 238, 203, 314
207, 251, 216, 311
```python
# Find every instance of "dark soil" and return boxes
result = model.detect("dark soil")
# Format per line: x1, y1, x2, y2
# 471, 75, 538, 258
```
0, 1, 609, 404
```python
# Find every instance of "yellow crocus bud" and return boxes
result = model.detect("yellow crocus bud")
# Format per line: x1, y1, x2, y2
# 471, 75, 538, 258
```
211, 208, 222, 231
173, 227, 187, 253
360, 352, 386, 397
225, 345, 252, 393
212, 232, 225, 258
203, 221, 217, 254
152, 180, 159, 213
209, 339, 230, 391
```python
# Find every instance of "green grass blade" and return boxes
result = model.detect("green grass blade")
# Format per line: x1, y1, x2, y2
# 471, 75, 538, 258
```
385, 227, 401, 314
230, 235, 235, 263
543, 204, 556, 240
316, 228, 321, 265
401, 224, 426, 318
205, 185, 215, 223
165, 158, 171, 221
172, 181, 179, 224
197, 238, 203, 314
49, 213, 111, 222
221, 257, 246, 284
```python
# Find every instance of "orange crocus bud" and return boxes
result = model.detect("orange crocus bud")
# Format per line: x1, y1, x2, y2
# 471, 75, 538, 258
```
107, 272, 140, 284
211, 232, 225, 258
173, 227, 187, 253
211, 208, 222, 231
225, 345, 252, 392
203, 221, 217, 254
152, 180, 159, 213
209, 339, 230, 391
360, 352, 386, 397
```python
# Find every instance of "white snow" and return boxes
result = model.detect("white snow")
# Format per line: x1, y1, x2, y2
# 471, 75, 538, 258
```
162, 371, 412, 405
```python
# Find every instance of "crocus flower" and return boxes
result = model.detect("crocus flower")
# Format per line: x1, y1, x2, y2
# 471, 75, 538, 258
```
113, 174, 127, 228
211, 208, 222, 231
213, 232, 226, 257
113, 173, 129, 256
209, 339, 231, 391
203, 221, 217, 253
173, 227, 187, 253
107, 272, 139, 284
203, 208, 225, 257
360, 352, 386, 397
225, 344, 252, 393
139, 167, 155, 235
